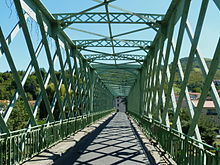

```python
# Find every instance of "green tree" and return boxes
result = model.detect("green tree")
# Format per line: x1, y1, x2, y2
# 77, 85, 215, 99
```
40, 68, 47, 79
199, 116, 218, 145
39, 83, 71, 120
39, 83, 55, 119
0, 77, 3, 83
179, 108, 190, 134
7, 100, 29, 131
24, 75, 39, 100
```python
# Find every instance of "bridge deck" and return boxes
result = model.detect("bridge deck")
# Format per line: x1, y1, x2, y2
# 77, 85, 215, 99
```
54, 112, 151, 165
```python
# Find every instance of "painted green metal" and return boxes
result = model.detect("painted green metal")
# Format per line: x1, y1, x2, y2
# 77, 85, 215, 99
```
127, 0, 220, 163
161, 0, 191, 128
172, 0, 209, 130
83, 54, 145, 61
1, 0, 220, 164
14, 0, 57, 122
0, 109, 115, 165
53, 12, 164, 26
73, 39, 152, 48
188, 39, 220, 136
36, 10, 64, 121
0, 0, 114, 141
91, 64, 140, 96
128, 112, 220, 165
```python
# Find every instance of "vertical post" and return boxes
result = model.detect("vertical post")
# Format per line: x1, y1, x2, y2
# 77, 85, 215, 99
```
139, 69, 143, 116
89, 68, 95, 122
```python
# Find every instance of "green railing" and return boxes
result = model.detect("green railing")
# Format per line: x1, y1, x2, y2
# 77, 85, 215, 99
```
128, 111, 220, 165
0, 109, 115, 165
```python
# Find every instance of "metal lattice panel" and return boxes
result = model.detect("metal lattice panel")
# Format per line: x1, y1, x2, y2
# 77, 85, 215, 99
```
73, 39, 152, 48
0, 0, 114, 134
53, 13, 164, 25
128, 1, 220, 162
1, 0, 220, 164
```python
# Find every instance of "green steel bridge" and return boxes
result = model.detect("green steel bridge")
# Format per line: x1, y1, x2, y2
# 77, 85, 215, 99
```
0, 0, 220, 164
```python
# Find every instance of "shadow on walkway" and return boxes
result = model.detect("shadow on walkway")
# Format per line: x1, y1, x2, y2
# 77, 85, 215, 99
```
53, 112, 151, 165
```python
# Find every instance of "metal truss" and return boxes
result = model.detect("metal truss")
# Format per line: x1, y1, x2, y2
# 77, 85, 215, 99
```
73, 39, 151, 48
84, 54, 145, 61
53, 10, 161, 64
1, 0, 220, 164
0, 0, 114, 135
91, 64, 140, 96
128, 0, 220, 163
53, 13, 164, 26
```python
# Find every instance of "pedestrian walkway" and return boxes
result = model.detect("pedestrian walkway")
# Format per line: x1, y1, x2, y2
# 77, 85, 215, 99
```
54, 112, 151, 165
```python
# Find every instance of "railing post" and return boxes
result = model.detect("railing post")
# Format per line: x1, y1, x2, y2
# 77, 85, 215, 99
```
216, 150, 220, 165
139, 69, 144, 116
89, 68, 95, 122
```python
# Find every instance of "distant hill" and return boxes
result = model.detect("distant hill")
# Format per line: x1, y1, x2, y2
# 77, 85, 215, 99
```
167, 57, 220, 93
179, 57, 220, 70
174, 57, 220, 81
172, 57, 220, 88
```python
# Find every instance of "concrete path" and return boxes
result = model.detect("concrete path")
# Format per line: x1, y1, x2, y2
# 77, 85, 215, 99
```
54, 112, 151, 165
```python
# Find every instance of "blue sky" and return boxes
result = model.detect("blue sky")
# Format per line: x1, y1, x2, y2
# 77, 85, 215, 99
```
0, 0, 220, 72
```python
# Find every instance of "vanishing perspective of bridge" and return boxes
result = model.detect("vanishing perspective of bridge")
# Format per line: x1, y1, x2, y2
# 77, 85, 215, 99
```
0, 0, 220, 164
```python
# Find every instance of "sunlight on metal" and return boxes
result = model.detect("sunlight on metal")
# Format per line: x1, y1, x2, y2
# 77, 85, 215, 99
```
0, 0, 220, 164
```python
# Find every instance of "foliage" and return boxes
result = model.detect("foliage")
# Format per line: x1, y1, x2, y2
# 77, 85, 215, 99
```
0, 71, 39, 100
213, 141, 220, 149
173, 84, 181, 94
179, 108, 218, 145
0, 72, 15, 100
0, 57, 220, 144
198, 116, 218, 145
173, 57, 220, 92
39, 83, 70, 120
179, 108, 190, 134
39, 83, 55, 119
24, 75, 39, 100
7, 100, 29, 131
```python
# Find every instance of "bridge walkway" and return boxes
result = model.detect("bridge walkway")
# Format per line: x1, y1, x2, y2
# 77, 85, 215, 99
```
53, 112, 151, 165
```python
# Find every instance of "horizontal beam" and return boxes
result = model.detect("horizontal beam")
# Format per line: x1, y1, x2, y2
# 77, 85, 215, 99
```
74, 39, 152, 48
92, 63, 141, 69
84, 54, 145, 61
53, 12, 164, 26
102, 80, 134, 85
99, 75, 136, 82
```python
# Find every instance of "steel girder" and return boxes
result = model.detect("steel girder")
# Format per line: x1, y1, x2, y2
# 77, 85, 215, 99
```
52, 11, 157, 64
91, 64, 140, 96
50, 2, 163, 96
128, 1, 220, 163
0, 0, 114, 134
53, 12, 160, 63
84, 54, 145, 61
1, 0, 220, 163
53, 13, 164, 26
73, 39, 152, 48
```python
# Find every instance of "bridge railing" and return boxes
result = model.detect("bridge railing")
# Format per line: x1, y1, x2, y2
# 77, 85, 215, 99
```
0, 0, 115, 164
129, 111, 220, 164
128, 0, 220, 164
0, 0, 114, 131
0, 109, 115, 165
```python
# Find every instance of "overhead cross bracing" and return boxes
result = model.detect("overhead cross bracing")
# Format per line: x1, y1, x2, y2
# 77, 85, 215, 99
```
0, 0, 169, 132
1, 0, 220, 164
50, 0, 165, 96
92, 64, 141, 96
53, 12, 163, 26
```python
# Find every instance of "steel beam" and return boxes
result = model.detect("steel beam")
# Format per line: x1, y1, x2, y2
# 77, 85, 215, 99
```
74, 39, 152, 48
0, 27, 37, 126
53, 12, 164, 26
84, 54, 145, 61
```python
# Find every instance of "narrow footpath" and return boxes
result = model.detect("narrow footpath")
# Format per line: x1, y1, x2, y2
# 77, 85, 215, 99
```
54, 112, 151, 165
